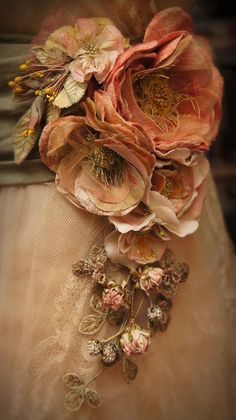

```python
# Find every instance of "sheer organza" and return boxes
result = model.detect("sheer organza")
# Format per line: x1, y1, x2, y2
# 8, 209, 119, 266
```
0, 175, 235, 420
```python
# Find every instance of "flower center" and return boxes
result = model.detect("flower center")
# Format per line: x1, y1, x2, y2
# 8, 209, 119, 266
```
89, 146, 125, 187
161, 178, 175, 198
133, 73, 197, 132
84, 43, 100, 59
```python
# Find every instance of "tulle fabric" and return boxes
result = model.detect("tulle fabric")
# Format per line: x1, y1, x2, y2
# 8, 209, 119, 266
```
0, 174, 235, 420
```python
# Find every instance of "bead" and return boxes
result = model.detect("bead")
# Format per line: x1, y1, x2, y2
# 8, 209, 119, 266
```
147, 305, 164, 323
101, 343, 118, 365
87, 340, 102, 356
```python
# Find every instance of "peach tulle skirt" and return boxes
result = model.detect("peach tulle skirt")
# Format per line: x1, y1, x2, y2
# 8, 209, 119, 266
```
0, 175, 235, 420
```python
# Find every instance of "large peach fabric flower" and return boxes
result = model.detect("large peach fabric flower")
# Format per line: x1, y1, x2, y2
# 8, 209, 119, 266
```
105, 7, 223, 153
39, 92, 155, 216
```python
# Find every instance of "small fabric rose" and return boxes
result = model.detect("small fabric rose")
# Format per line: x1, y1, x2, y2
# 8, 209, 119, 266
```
92, 262, 106, 285
105, 7, 223, 153
139, 266, 164, 292
120, 324, 150, 356
102, 286, 125, 311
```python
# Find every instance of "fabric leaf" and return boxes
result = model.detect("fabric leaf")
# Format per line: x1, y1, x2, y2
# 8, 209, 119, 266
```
122, 357, 138, 383
32, 46, 67, 65
79, 313, 106, 335
13, 96, 46, 164
46, 103, 61, 123
89, 294, 105, 314
85, 389, 102, 407
63, 373, 84, 390
53, 75, 87, 108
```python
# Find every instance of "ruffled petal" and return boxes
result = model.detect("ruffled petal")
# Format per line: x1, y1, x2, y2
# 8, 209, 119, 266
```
144, 7, 193, 43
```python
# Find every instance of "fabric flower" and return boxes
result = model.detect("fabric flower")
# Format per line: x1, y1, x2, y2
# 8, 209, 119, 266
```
120, 324, 151, 356
105, 7, 223, 153
102, 286, 125, 311
139, 266, 164, 292
146, 155, 209, 237
110, 155, 209, 237
11, 18, 125, 109
105, 222, 169, 267
39, 91, 155, 216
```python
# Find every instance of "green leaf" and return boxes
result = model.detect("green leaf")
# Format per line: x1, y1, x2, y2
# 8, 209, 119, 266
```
122, 357, 138, 383
13, 96, 46, 164
79, 313, 106, 335
53, 76, 87, 109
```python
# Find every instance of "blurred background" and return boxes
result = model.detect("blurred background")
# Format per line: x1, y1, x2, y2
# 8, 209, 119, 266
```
192, 0, 236, 246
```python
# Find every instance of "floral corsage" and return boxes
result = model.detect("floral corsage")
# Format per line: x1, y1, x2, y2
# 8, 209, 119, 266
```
10, 7, 223, 412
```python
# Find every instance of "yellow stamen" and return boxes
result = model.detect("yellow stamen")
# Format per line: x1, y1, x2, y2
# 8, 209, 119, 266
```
19, 63, 28, 71
89, 146, 125, 186
14, 76, 22, 83
134, 73, 198, 132
14, 86, 24, 94
8, 80, 15, 88
23, 128, 35, 137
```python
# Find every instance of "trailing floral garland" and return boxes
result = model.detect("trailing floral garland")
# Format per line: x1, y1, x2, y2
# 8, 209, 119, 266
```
10, 7, 223, 412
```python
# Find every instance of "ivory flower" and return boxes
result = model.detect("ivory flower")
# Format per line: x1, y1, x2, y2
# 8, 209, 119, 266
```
139, 266, 164, 292
45, 18, 125, 83
105, 7, 223, 153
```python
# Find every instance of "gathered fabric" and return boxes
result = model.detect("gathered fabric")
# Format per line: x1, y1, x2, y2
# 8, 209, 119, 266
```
0, 175, 235, 420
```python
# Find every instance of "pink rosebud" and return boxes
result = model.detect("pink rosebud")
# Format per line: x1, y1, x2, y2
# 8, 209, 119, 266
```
120, 324, 150, 356
92, 262, 106, 285
102, 286, 125, 311
139, 266, 164, 292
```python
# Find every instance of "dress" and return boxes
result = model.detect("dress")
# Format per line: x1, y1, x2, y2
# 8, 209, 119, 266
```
0, 1, 235, 419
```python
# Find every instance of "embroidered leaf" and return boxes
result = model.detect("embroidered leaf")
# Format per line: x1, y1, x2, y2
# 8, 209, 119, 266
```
65, 389, 84, 411
79, 314, 106, 335
13, 96, 46, 164
85, 389, 102, 407
32, 46, 67, 65
90, 294, 105, 314
46, 102, 61, 123
53, 76, 87, 108
63, 373, 84, 390
122, 357, 138, 383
